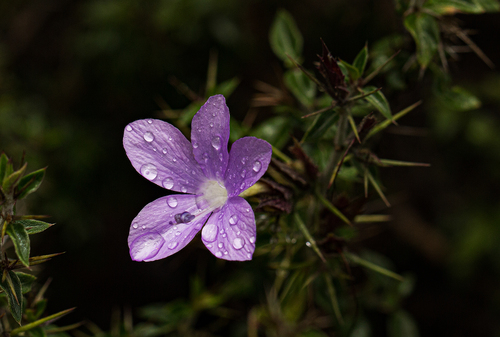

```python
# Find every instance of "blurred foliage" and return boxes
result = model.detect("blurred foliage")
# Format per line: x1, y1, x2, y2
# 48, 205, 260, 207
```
1, 0, 500, 336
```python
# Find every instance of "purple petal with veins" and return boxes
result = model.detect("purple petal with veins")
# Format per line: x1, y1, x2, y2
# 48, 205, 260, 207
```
224, 137, 272, 197
191, 95, 230, 181
201, 197, 256, 261
124, 119, 205, 194
128, 194, 211, 261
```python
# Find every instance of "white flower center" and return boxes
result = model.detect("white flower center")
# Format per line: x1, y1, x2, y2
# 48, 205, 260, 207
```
196, 179, 228, 211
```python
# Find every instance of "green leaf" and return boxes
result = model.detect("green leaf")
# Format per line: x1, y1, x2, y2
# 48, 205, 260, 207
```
6, 221, 31, 267
437, 85, 481, 112
16, 272, 36, 294
387, 310, 420, 337
212, 77, 240, 98
2, 162, 27, 194
353, 43, 369, 76
11, 308, 75, 336
250, 116, 292, 149
423, 0, 500, 14
307, 110, 339, 141
284, 69, 316, 107
339, 60, 361, 82
11, 219, 53, 235
345, 252, 404, 281
362, 85, 392, 120
0, 153, 8, 184
365, 101, 422, 140
269, 9, 303, 65
0, 271, 23, 324
404, 12, 440, 69
294, 213, 326, 263
15, 168, 46, 200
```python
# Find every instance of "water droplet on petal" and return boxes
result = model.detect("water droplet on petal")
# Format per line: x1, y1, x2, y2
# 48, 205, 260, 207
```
172, 158, 177, 163
219, 153, 223, 161
241, 157, 247, 164
167, 196, 178, 208
247, 253, 252, 259
218, 242, 223, 248
126, 125, 132, 131
193, 142, 199, 149
233, 237, 244, 250
132, 223, 138, 229
249, 236, 255, 243
181, 186, 187, 193
141, 164, 157, 180
202, 224, 218, 242
175, 231, 181, 236
168, 241, 178, 249
246, 208, 250, 212
143, 132, 154, 142
222, 233, 226, 238
147, 119, 153, 124
305, 242, 312, 247
210, 122, 214, 128
168, 136, 172, 141
203, 153, 209, 163
130, 232, 165, 261
215, 251, 222, 257
163, 177, 174, 189
229, 215, 238, 225
162, 148, 167, 154
241, 170, 246, 178
211, 136, 221, 150
240, 182, 245, 190
212, 112, 216, 117
142, 225, 146, 229
253, 161, 262, 172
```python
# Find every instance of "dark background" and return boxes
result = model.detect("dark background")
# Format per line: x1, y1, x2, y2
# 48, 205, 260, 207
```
1, 0, 500, 335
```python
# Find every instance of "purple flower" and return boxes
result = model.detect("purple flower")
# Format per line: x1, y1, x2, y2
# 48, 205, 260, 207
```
123, 95, 272, 261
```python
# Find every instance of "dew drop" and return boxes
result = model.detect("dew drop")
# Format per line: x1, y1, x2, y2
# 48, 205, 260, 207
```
249, 236, 255, 244
163, 177, 174, 189
130, 232, 165, 261
219, 153, 223, 161
241, 157, 247, 164
203, 153, 209, 163
142, 225, 146, 229
202, 224, 218, 242
167, 196, 178, 208
240, 182, 245, 190
175, 231, 181, 236
168, 241, 178, 249
211, 136, 221, 150
193, 142, 199, 149
246, 208, 250, 212
168, 136, 172, 141
207, 244, 212, 248
253, 161, 262, 172
215, 251, 222, 257
210, 122, 214, 128
143, 132, 154, 142
241, 170, 246, 178
162, 148, 167, 154
305, 242, 312, 247
140, 164, 157, 180
132, 223, 138, 229
126, 125, 132, 132
212, 112, 216, 117
147, 119, 153, 124
172, 158, 177, 163
222, 233, 226, 238
247, 253, 252, 259
224, 250, 228, 255
218, 242, 223, 249
181, 186, 187, 193
229, 215, 238, 225
233, 237, 244, 250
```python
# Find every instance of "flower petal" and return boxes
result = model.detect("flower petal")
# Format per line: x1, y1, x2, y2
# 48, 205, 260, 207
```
224, 136, 272, 197
124, 119, 206, 194
128, 194, 211, 261
201, 196, 256, 261
191, 95, 230, 181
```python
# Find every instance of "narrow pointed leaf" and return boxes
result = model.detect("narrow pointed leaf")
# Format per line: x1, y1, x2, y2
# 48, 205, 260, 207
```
6, 221, 30, 267
346, 252, 404, 281
0, 153, 8, 184
339, 60, 360, 82
284, 69, 316, 107
375, 159, 431, 167
365, 101, 422, 140
214, 77, 240, 97
10, 219, 53, 235
354, 214, 392, 223
363, 50, 400, 84
315, 191, 352, 226
15, 168, 46, 200
294, 213, 326, 263
362, 85, 392, 120
0, 271, 23, 323
348, 114, 361, 143
324, 273, 344, 325
353, 43, 369, 75
366, 170, 391, 207
10, 308, 75, 335
2, 162, 27, 194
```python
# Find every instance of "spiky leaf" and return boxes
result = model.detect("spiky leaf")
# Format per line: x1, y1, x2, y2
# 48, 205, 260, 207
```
15, 168, 46, 200
0, 270, 23, 324
6, 221, 31, 267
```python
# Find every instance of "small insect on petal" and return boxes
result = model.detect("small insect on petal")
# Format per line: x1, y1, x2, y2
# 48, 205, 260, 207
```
174, 211, 195, 224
